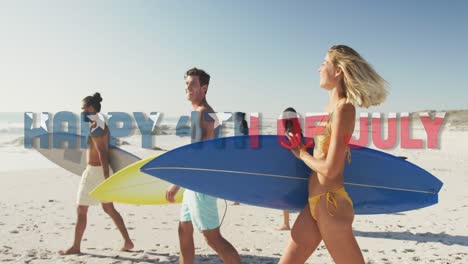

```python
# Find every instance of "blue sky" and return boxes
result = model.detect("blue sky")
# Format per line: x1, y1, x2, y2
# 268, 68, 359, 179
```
1, 0, 467, 117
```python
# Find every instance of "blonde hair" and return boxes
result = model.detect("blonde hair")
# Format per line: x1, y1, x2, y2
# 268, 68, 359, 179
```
328, 45, 388, 108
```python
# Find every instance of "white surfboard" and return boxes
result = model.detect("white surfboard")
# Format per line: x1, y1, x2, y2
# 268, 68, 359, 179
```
32, 132, 140, 176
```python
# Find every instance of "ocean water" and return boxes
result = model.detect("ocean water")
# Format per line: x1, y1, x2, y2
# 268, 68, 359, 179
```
0, 112, 24, 135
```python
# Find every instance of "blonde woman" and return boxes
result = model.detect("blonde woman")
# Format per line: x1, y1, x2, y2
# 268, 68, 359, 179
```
279, 45, 388, 264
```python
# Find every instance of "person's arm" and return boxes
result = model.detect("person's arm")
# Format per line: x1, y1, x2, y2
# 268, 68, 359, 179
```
166, 109, 214, 202
91, 132, 110, 178
166, 184, 181, 203
200, 108, 215, 141
291, 104, 355, 180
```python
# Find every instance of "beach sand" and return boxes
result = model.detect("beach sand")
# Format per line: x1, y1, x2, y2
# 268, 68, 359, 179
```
0, 127, 467, 263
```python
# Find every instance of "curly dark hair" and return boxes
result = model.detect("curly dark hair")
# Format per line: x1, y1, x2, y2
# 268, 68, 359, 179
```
82, 92, 103, 112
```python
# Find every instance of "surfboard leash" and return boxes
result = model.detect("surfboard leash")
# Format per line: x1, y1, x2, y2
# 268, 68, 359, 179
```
219, 199, 228, 228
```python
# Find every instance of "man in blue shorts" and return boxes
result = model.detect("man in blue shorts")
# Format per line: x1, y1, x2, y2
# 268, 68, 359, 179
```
166, 67, 240, 264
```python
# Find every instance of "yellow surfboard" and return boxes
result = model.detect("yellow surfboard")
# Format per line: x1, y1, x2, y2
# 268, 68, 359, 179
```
90, 155, 183, 205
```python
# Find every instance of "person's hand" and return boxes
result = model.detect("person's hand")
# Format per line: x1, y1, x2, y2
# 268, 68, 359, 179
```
280, 133, 306, 160
289, 133, 306, 159
166, 185, 180, 203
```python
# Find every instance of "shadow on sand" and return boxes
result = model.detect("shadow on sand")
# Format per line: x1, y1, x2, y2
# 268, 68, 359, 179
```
77, 251, 280, 263
355, 230, 468, 246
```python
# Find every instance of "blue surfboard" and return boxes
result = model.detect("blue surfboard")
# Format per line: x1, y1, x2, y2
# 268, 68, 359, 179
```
140, 135, 443, 214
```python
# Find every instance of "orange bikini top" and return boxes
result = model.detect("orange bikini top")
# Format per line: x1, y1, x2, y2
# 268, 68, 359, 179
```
315, 106, 352, 164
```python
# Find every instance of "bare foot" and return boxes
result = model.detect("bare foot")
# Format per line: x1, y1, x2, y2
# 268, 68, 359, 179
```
120, 240, 134, 251
275, 224, 291, 231
58, 246, 81, 255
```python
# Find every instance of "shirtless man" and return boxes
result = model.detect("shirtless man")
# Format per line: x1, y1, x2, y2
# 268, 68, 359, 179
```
166, 68, 241, 264
59, 93, 134, 255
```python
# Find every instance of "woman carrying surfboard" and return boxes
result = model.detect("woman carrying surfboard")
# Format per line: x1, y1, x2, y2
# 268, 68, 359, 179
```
279, 45, 388, 264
